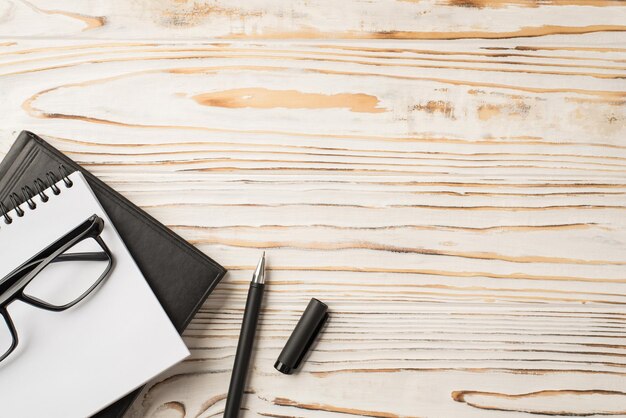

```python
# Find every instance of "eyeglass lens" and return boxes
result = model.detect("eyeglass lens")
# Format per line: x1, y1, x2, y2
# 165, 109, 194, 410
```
23, 237, 109, 308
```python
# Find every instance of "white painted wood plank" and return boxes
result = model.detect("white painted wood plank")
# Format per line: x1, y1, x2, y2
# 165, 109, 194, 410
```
0, 0, 625, 41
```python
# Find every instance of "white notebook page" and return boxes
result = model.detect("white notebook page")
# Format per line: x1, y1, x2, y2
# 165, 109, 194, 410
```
0, 171, 189, 418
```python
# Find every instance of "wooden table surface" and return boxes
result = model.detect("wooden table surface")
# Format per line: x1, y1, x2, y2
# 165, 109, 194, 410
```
1, 1, 625, 417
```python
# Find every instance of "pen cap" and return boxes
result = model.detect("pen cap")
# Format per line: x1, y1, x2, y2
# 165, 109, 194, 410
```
274, 298, 328, 374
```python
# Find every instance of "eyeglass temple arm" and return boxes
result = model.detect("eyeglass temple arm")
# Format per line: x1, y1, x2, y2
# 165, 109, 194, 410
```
0, 252, 108, 285
50, 252, 109, 262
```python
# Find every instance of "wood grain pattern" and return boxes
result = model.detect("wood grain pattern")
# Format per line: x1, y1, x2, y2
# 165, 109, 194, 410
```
0, 2, 625, 417
0, 0, 625, 40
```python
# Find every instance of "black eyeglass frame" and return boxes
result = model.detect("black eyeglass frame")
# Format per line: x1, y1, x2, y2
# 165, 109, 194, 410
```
0, 214, 113, 364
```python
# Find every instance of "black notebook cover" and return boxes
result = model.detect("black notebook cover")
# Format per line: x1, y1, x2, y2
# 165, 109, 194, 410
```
0, 131, 227, 418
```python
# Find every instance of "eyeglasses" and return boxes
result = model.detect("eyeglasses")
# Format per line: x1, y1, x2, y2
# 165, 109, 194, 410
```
0, 215, 113, 364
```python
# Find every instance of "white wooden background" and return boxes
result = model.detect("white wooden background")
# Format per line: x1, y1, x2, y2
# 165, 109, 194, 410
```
1, 1, 626, 417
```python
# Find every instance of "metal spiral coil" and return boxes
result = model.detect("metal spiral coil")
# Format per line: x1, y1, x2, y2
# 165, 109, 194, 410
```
1, 165, 74, 225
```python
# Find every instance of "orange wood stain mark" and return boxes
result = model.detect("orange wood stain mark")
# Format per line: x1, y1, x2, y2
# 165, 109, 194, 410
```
412, 100, 455, 118
154, 402, 185, 417
21, 0, 105, 31
191, 88, 386, 113
477, 104, 502, 120
273, 397, 405, 418
441, 0, 625, 7
452, 389, 626, 415
159, 2, 263, 27
225, 25, 626, 40
514, 45, 626, 53
47, 10, 106, 31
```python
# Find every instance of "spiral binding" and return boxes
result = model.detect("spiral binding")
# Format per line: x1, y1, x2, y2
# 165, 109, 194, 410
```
0, 164, 73, 226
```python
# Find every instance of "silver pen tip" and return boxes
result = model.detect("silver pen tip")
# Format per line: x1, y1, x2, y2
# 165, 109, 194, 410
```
252, 252, 266, 284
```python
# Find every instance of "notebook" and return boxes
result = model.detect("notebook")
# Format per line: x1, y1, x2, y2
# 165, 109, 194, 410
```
0, 131, 227, 417
0, 171, 190, 418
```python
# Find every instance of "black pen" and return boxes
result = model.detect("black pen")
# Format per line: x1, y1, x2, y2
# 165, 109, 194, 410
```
224, 252, 266, 418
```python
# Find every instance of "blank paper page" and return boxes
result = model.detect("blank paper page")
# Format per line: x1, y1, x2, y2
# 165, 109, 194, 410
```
0, 172, 189, 418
